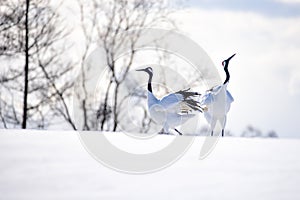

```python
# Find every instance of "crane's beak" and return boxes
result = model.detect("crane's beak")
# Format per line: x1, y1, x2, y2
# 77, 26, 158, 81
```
136, 68, 146, 72
227, 53, 236, 61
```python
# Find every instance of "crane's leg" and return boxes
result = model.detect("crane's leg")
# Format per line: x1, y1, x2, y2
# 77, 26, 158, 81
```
159, 128, 170, 134
210, 119, 216, 137
158, 128, 165, 134
163, 124, 170, 135
174, 128, 183, 135
221, 116, 227, 137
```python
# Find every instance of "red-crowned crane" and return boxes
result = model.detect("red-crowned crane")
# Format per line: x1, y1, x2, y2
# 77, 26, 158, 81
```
136, 67, 202, 135
200, 54, 235, 137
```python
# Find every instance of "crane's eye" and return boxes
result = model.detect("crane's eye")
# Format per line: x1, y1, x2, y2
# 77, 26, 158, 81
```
222, 61, 226, 66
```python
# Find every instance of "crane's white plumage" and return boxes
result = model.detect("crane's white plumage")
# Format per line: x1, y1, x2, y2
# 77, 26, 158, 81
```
200, 54, 235, 137
200, 83, 234, 135
148, 91, 197, 133
136, 67, 202, 135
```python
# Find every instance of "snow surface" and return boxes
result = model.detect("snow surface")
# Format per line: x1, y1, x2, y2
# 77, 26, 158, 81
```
1, 130, 300, 200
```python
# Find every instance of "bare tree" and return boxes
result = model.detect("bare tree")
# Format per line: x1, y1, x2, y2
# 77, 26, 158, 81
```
1, 0, 178, 130
77, 0, 176, 131
22, 0, 29, 129
0, 0, 76, 129
241, 125, 262, 138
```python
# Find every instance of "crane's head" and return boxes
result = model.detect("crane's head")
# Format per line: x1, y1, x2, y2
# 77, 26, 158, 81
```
136, 67, 153, 76
222, 53, 236, 68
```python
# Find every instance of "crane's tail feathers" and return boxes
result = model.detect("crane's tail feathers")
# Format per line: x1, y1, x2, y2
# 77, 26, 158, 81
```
176, 88, 203, 112
177, 88, 201, 96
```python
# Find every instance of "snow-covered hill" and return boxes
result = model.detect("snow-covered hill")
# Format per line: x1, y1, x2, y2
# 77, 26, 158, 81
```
0, 130, 300, 200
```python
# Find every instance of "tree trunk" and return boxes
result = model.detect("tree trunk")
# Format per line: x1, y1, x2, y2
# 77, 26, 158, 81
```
82, 99, 90, 130
22, 0, 30, 129
112, 83, 119, 132
100, 79, 112, 131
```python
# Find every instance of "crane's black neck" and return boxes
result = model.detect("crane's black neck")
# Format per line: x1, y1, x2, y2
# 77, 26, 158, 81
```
147, 73, 153, 93
223, 67, 230, 84
223, 65, 230, 85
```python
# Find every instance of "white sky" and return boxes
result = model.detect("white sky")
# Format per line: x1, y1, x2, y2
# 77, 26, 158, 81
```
276, 0, 300, 3
171, 4, 300, 137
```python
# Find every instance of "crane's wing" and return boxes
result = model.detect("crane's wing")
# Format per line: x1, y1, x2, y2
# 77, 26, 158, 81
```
176, 89, 202, 112
226, 90, 234, 103
225, 90, 234, 113
160, 93, 183, 109
209, 85, 222, 94
160, 88, 202, 113
200, 89, 234, 101
147, 91, 159, 109
199, 92, 213, 106
200, 85, 225, 106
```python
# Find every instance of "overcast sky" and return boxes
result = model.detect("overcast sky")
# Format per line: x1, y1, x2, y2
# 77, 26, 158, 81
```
172, 0, 300, 137
188, 0, 300, 17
